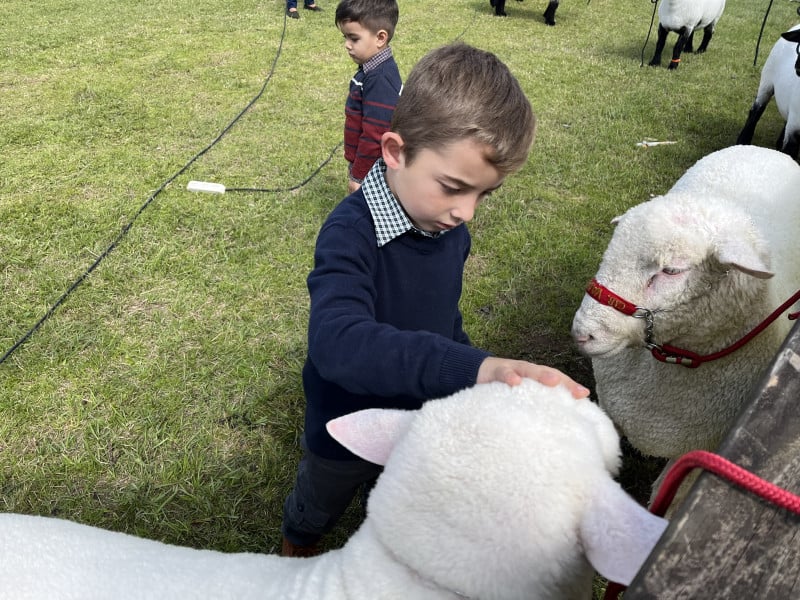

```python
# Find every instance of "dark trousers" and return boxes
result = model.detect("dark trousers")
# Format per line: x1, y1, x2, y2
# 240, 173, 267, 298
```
286, 0, 316, 10
281, 435, 383, 546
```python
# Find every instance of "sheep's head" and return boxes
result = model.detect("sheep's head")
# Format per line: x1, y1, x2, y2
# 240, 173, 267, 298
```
327, 380, 667, 598
572, 193, 773, 358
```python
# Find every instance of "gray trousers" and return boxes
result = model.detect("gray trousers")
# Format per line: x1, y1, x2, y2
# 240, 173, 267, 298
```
281, 435, 383, 546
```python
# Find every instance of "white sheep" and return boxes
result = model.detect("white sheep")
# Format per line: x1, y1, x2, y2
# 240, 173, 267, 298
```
0, 380, 667, 599
648, 0, 726, 70
737, 25, 800, 159
571, 145, 800, 460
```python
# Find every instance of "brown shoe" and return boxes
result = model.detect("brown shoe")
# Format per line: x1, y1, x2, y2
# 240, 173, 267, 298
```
281, 536, 322, 558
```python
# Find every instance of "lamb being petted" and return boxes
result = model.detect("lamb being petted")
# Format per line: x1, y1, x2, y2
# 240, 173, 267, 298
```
572, 145, 800, 460
0, 380, 667, 600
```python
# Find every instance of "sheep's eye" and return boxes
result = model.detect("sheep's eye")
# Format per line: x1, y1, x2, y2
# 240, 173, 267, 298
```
646, 267, 684, 287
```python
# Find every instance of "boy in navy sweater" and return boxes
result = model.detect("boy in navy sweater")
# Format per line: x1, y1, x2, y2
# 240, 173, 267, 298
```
281, 42, 589, 556
335, 0, 402, 193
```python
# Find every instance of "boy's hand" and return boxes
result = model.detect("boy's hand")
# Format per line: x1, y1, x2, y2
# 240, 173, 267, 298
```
477, 357, 590, 399
348, 180, 361, 194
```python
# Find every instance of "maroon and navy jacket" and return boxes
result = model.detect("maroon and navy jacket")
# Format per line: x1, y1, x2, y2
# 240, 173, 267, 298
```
344, 47, 402, 183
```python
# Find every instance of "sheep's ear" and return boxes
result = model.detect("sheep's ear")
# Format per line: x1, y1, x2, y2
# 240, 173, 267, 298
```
610, 215, 623, 225
580, 478, 668, 586
326, 408, 416, 466
781, 29, 800, 44
715, 239, 774, 279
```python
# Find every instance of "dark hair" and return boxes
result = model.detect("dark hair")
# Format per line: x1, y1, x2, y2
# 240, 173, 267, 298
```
391, 43, 536, 175
335, 0, 399, 41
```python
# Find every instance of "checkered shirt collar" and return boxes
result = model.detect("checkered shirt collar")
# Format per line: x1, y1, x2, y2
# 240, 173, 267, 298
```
362, 159, 441, 247
361, 46, 394, 73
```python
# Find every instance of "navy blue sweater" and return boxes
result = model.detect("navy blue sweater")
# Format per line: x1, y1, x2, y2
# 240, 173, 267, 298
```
344, 48, 402, 182
302, 190, 490, 459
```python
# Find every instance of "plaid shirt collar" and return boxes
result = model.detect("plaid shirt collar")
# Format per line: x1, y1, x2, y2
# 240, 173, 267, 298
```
362, 159, 442, 247
361, 46, 394, 73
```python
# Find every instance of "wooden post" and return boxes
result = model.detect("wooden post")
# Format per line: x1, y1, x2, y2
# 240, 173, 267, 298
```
625, 319, 800, 598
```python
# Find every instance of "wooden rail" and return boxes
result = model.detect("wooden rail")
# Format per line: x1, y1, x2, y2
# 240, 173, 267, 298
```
625, 319, 800, 598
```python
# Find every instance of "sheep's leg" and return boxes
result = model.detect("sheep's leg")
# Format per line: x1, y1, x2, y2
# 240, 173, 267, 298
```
776, 125, 787, 151
782, 128, 800, 159
685, 31, 695, 54
649, 24, 670, 67
494, 0, 507, 16
695, 24, 715, 54
543, 0, 558, 26
736, 98, 771, 145
667, 27, 690, 70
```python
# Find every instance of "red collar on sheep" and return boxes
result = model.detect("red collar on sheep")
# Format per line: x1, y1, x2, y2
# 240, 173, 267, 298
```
586, 278, 642, 316
585, 278, 800, 368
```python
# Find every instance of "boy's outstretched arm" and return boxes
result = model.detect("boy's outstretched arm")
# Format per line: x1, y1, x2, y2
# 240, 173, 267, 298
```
477, 357, 590, 399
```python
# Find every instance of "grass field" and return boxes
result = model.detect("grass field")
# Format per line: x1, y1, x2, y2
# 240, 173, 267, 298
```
1, 0, 796, 591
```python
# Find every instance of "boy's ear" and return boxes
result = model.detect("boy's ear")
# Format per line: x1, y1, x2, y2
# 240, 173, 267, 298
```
381, 132, 405, 169
376, 29, 389, 48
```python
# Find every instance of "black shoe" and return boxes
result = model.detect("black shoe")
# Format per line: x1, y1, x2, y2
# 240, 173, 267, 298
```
287, 8, 299, 17
303, 3, 321, 10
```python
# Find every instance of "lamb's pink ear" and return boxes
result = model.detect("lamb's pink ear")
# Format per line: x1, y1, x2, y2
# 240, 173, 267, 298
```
580, 478, 668, 586
326, 408, 416, 466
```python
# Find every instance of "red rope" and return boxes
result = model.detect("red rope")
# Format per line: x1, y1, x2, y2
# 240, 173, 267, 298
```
650, 450, 800, 517
651, 289, 800, 368
603, 450, 800, 600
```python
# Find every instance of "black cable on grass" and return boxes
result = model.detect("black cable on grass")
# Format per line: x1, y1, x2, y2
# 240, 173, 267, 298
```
226, 140, 344, 193
3, 7, 486, 365
1, 13, 299, 366
641, 0, 659, 68
754, 0, 775, 67
452, 9, 480, 42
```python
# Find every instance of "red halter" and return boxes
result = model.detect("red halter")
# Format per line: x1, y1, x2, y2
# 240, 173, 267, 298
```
584, 278, 800, 368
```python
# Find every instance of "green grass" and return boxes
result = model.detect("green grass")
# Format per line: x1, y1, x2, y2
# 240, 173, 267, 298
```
0, 0, 795, 587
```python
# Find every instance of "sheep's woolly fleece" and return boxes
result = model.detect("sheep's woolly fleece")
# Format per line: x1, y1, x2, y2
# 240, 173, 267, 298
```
572, 145, 800, 458
0, 380, 666, 600
656, 0, 725, 32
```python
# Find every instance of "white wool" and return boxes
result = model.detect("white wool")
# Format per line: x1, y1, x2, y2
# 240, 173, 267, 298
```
572, 145, 800, 458
656, 0, 725, 33
649, 0, 726, 69
0, 380, 667, 599
737, 24, 800, 156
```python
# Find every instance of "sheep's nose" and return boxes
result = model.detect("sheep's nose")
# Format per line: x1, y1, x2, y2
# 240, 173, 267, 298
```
571, 326, 593, 344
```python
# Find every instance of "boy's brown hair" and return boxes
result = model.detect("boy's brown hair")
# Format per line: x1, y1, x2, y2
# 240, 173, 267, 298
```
390, 43, 536, 175
335, 0, 399, 41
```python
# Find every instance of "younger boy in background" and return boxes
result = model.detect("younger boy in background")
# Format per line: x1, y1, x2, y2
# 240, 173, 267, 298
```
280, 42, 589, 557
335, 0, 402, 193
